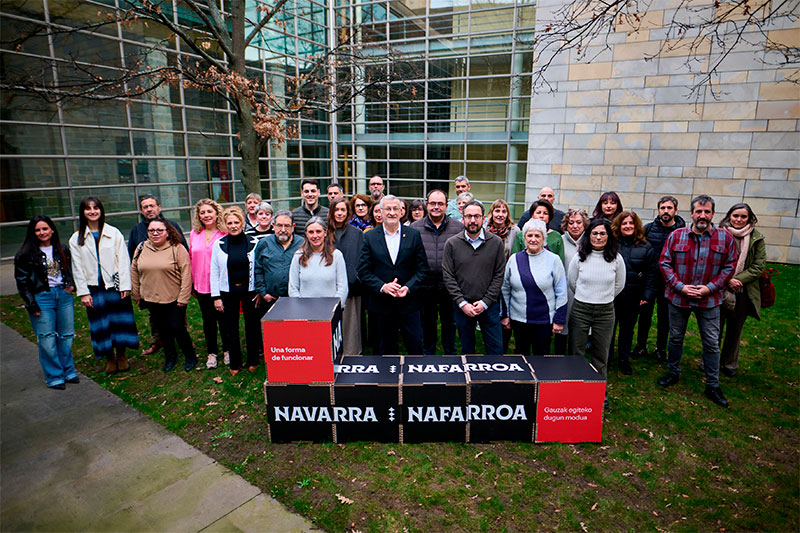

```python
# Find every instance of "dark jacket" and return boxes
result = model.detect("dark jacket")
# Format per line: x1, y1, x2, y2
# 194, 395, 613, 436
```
253, 234, 304, 297
333, 224, 364, 294
442, 231, 507, 308
128, 217, 187, 259
410, 215, 464, 288
618, 237, 658, 302
358, 224, 430, 314
14, 245, 75, 314
644, 215, 686, 259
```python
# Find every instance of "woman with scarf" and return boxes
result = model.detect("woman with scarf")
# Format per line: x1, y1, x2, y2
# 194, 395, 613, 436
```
349, 194, 373, 232
718, 203, 766, 377
485, 199, 520, 260
554, 208, 589, 354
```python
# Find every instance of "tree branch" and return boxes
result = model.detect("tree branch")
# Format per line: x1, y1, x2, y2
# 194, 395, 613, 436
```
244, 0, 292, 47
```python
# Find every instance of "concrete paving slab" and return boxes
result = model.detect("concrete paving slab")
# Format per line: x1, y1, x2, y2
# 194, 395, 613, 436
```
0, 322, 317, 532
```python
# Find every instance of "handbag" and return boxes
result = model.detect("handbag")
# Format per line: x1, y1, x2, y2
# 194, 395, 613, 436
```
759, 269, 777, 308
722, 289, 737, 311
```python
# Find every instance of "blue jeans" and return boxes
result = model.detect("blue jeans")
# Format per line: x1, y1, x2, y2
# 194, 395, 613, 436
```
667, 303, 721, 387
453, 301, 503, 355
29, 286, 77, 386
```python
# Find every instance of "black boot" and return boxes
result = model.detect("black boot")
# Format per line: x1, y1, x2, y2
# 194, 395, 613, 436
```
619, 356, 632, 375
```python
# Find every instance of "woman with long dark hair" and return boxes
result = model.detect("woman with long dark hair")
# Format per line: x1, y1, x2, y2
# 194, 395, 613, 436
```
610, 211, 657, 375
718, 203, 766, 377
592, 191, 623, 221
210, 206, 262, 375
189, 198, 229, 369
131, 217, 196, 372
15, 216, 79, 389
289, 217, 348, 307
327, 198, 364, 354
69, 197, 138, 374
567, 218, 626, 406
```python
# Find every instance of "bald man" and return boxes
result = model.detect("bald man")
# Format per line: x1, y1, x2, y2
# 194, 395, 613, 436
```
517, 187, 565, 233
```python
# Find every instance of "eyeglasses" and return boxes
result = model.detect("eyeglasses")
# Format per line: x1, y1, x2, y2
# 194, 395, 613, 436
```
590, 231, 607, 237
148, 228, 166, 234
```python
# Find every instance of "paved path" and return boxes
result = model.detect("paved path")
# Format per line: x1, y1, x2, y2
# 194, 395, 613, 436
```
0, 322, 316, 532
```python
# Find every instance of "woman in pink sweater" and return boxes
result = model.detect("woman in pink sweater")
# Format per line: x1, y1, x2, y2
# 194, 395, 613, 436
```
189, 199, 228, 369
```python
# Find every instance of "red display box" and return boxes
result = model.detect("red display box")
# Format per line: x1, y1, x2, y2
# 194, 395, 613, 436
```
262, 297, 342, 384
527, 356, 606, 443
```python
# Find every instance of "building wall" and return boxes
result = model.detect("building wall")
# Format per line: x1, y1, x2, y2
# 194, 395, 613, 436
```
526, 0, 800, 263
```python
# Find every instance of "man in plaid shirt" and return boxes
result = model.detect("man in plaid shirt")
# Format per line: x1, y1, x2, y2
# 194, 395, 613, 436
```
657, 194, 738, 407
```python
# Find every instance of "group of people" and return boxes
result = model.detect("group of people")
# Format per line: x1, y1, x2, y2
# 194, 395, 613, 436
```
15, 176, 767, 409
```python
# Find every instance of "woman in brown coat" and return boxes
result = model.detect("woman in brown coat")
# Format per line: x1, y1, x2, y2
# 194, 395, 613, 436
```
131, 217, 196, 372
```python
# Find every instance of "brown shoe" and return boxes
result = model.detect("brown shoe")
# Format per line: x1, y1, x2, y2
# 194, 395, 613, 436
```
247, 365, 258, 373
104, 356, 118, 375
141, 342, 162, 356
230, 369, 240, 376
116, 349, 130, 372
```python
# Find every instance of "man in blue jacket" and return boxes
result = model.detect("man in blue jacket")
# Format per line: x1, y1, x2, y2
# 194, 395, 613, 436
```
254, 210, 304, 310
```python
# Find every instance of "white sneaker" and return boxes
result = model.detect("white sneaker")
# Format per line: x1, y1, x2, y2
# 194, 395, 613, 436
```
223, 351, 230, 365
206, 354, 218, 369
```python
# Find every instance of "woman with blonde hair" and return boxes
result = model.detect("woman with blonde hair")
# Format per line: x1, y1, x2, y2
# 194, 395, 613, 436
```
189, 198, 229, 369
485, 199, 520, 260
210, 207, 262, 375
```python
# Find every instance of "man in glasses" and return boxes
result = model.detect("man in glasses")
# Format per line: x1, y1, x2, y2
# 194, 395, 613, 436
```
127, 194, 187, 356
410, 189, 464, 355
442, 201, 506, 355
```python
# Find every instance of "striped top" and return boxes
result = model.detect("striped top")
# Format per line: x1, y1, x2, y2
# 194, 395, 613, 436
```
501, 249, 568, 325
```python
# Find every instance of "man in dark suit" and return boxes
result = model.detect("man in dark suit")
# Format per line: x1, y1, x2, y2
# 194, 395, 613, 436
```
358, 195, 430, 355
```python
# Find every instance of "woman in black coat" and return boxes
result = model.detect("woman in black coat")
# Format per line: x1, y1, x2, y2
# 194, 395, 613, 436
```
610, 211, 657, 375
328, 197, 365, 355
14, 215, 79, 389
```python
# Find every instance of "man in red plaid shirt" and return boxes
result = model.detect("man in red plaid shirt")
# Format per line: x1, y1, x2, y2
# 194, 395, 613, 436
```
657, 194, 738, 407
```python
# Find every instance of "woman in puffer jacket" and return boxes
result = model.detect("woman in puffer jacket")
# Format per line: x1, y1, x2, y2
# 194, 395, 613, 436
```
610, 211, 657, 375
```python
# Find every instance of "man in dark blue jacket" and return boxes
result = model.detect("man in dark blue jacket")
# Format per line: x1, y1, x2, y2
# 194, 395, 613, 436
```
410, 189, 463, 355
635, 195, 686, 361
358, 195, 429, 355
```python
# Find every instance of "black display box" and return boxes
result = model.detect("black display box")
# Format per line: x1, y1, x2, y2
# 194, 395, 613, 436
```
333, 356, 401, 443
264, 383, 334, 443
464, 355, 537, 443
400, 355, 468, 443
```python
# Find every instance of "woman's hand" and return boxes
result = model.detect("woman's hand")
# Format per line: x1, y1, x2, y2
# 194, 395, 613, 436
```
64, 285, 74, 294
214, 300, 224, 312
81, 295, 93, 308
640, 299, 648, 306
501, 317, 511, 330
728, 278, 743, 291
177, 302, 187, 308
552, 323, 564, 334
119, 290, 130, 299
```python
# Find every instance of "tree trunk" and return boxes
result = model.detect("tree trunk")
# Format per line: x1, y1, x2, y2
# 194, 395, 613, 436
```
229, 0, 261, 196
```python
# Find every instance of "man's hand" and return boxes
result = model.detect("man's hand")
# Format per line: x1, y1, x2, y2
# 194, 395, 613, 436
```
381, 278, 402, 297
682, 285, 709, 298
470, 302, 485, 316
396, 286, 409, 298
501, 317, 511, 329
263, 293, 276, 303
119, 290, 130, 299
461, 303, 478, 317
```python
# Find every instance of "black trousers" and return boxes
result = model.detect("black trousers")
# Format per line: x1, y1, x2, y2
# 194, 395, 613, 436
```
147, 301, 196, 365
196, 292, 228, 355
420, 286, 457, 355
220, 288, 263, 370
637, 286, 670, 351
511, 321, 552, 356
611, 291, 641, 364
371, 310, 423, 355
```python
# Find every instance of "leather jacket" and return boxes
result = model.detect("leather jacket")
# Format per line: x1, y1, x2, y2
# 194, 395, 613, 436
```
14, 246, 75, 314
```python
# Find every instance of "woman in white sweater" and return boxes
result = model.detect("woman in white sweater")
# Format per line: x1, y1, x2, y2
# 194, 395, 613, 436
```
567, 218, 625, 405
289, 217, 348, 309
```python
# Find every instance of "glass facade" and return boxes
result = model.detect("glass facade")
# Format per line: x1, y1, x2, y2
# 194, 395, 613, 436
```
0, 0, 534, 258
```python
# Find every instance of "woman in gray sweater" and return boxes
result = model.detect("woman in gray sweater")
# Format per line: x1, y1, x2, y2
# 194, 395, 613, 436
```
289, 217, 348, 309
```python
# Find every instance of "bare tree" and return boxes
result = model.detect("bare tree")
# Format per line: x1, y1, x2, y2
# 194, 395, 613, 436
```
533, 0, 799, 96
1, 0, 414, 195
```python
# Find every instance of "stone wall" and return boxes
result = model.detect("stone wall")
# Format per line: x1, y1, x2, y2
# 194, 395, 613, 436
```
526, 0, 800, 263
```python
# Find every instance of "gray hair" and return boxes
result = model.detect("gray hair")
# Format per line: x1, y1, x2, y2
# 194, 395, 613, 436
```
273, 209, 293, 222
456, 192, 474, 204
379, 194, 400, 210
305, 216, 327, 231
522, 219, 548, 239
255, 201, 273, 215
454, 175, 470, 185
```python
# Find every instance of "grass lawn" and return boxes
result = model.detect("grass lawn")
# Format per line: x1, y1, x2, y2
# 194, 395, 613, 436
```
1, 263, 798, 532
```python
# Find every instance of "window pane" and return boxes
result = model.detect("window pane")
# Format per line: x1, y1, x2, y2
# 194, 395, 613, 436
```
1, 124, 62, 154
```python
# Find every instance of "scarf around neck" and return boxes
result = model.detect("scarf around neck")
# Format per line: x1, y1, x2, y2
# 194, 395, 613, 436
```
724, 223, 753, 276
